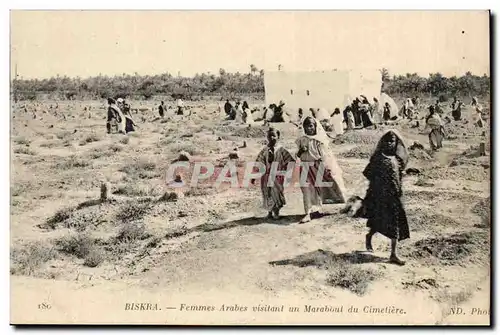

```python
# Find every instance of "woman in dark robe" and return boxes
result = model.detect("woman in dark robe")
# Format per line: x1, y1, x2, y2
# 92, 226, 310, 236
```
224, 99, 233, 116
242, 101, 249, 110
363, 129, 410, 266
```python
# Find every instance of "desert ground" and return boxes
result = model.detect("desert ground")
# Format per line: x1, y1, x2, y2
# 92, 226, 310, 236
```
10, 97, 491, 325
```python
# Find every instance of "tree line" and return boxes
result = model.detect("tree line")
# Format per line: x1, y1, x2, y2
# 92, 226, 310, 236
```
12, 66, 490, 102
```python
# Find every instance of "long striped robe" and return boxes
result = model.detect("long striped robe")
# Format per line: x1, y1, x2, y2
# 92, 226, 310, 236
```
255, 146, 295, 211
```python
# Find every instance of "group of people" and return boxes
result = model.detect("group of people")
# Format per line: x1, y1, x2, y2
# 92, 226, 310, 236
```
158, 98, 186, 118
106, 97, 137, 134
253, 116, 410, 265
424, 96, 486, 151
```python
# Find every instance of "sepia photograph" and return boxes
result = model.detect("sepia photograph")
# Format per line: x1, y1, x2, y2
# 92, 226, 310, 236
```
9, 9, 491, 326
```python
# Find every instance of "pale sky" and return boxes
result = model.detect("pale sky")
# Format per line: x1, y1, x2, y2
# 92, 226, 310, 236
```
10, 10, 490, 79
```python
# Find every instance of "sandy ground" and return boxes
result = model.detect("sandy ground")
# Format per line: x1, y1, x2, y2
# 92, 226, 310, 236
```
10, 99, 491, 325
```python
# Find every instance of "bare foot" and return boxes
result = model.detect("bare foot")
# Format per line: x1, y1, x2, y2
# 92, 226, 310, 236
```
272, 208, 281, 220
299, 214, 311, 224
267, 211, 273, 219
365, 236, 374, 252
389, 254, 406, 266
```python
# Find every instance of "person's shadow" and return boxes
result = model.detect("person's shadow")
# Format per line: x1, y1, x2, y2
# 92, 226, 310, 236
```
269, 249, 387, 268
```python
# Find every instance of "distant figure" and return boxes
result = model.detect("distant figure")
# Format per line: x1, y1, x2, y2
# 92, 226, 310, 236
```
269, 101, 286, 123
176, 98, 184, 115
425, 105, 446, 151
363, 130, 410, 266
360, 96, 375, 127
331, 108, 344, 136
242, 101, 249, 111
471, 97, 485, 128
434, 100, 444, 115
450, 96, 459, 111
121, 99, 137, 133
158, 101, 165, 118
452, 100, 464, 121
106, 98, 125, 134
224, 99, 233, 116
383, 102, 392, 121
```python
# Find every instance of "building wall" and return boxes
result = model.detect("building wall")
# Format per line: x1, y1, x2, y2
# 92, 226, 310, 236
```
264, 70, 382, 113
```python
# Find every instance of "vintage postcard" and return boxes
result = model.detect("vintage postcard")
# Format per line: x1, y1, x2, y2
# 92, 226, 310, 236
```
10, 10, 491, 325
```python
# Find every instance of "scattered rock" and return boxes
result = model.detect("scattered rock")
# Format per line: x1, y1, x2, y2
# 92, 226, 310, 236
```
158, 192, 178, 202
406, 168, 421, 175
178, 211, 188, 218
409, 141, 425, 150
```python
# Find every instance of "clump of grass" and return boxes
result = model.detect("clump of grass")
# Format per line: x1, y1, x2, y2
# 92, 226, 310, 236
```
109, 143, 123, 152
11, 241, 57, 276
119, 160, 159, 179
83, 248, 105, 267
79, 133, 101, 146
338, 145, 372, 159
185, 186, 215, 197
333, 130, 384, 146
54, 155, 91, 170
14, 147, 36, 155
55, 232, 95, 258
64, 211, 103, 232
116, 222, 148, 243
43, 207, 75, 229
119, 136, 130, 145
39, 141, 59, 149
56, 131, 73, 140
13, 136, 31, 145
112, 184, 158, 197
326, 261, 380, 296
11, 183, 31, 197
168, 142, 202, 156
115, 200, 151, 223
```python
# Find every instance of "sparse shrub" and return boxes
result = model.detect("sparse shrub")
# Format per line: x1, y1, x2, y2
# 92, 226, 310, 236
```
83, 248, 105, 267
11, 183, 30, 197
185, 187, 215, 197
339, 145, 372, 159
109, 144, 123, 152
120, 136, 130, 145
13, 136, 31, 145
119, 160, 159, 179
115, 201, 151, 223
112, 184, 158, 197
39, 141, 59, 148
14, 147, 36, 155
55, 232, 95, 258
44, 207, 75, 229
116, 222, 148, 243
79, 133, 101, 146
54, 156, 90, 170
11, 241, 57, 276
64, 211, 103, 232
56, 131, 73, 140
326, 261, 380, 296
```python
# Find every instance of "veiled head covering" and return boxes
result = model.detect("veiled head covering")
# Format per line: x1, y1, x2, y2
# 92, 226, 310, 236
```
301, 116, 330, 145
372, 129, 408, 170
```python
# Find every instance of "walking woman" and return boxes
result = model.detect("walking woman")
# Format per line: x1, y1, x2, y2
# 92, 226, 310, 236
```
425, 105, 446, 151
363, 129, 410, 265
296, 116, 347, 223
